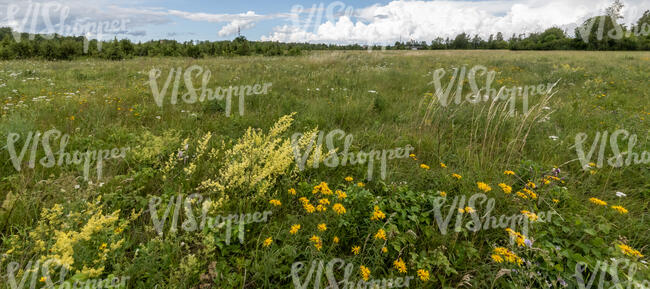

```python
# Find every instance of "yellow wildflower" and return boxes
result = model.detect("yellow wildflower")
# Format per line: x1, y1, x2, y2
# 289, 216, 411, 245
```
516, 191, 528, 199
393, 258, 407, 273
269, 199, 282, 206
611, 205, 628, 214
498, 183, 512, 194
352, 246, 361, 255
451, 173, 462, 180
290, 224, 301, 235
310, 235, 322, 250
288, 188, 297, 195
357, 182, 365, 187
491, 254, 504, 263
440, 162, 447, 168
382, 247, 388, 253
304, 203, 316, 213
333, 203, 347, 215
374, 228, 386, 240
420, 164, 430, 170
618, 244, 643, 258
318, 223, 327, 231
504, 170, 515, 175
345, 176, 353, 182
589, 197, 607, 206
360, 265, 371, 281
333, 236, 339, 244
477, 182, 492, 193
263, 237, 273, 247
439, 191, 447, 197
371, 206, 386, 221
319, 198, 330, 205
417, 269, 430, 281
336, 190, 347, 199
316, 204, 327, 212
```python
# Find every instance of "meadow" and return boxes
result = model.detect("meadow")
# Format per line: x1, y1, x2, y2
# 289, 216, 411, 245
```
0, 50, 649, 288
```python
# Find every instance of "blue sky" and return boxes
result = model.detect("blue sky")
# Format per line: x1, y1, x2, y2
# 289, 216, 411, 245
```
1, 0, 649, 44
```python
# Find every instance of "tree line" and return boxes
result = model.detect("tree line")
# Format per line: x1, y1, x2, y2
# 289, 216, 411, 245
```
0, 9, 648, 60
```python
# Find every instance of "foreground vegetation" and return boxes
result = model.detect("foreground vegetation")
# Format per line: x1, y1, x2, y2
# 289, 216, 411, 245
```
0, 50, 649, 288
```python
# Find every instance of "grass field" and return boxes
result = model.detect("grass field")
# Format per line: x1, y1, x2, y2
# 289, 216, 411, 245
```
1, 50, 649, 288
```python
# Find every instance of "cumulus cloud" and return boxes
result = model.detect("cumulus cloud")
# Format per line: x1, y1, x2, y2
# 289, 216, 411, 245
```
262, 0, 650, 44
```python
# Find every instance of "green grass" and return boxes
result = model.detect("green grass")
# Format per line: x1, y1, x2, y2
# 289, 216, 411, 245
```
0, 50, 649, 288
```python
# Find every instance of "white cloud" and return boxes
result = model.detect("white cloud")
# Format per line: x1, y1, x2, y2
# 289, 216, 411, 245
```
262, 0, 650, 44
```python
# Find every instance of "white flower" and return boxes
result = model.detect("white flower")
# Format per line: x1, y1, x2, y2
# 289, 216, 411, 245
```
549, 136, 559, 141
368, 90, 377, 93
615, 191, 627, 197
156, 116, 161, 120
74, 184, 80, 189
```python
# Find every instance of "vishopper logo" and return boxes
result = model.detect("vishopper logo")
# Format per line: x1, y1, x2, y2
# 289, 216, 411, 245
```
5, 259, 129, 289
574, 129, 649, 170
4, 1, 130, 53
290, 1, 355, 35
148, 193, 272, 243
290, 129, 414, 181
428, 193, 557, 242
4, 129, 129, 181
574, 259, 649, 289
576, 15, 650, 44
147, 65, 272, 117
428, 65, 559, 116
291, 258, 415, 289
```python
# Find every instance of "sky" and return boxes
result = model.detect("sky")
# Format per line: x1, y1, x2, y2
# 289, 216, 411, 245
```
1, 0, 649, 44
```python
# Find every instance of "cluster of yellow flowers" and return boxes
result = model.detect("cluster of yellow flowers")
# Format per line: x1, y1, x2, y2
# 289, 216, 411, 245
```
458, 207, 475, 214
360, 265, 371, 281
269, 199, 282, 206
617, 244, 643, 258
492, 247, 523, 265
506, 228, 528, 247
611, 205, 628, 214
393, 258, 407, 273
310, 235, 323, 251
498, 183, 512, 194
477, 182, 492, 193
370, 206, 386, 221
290, 224, 301, 235
451, 173, 462, 180
417, 269, 430, 281
312, 182, 333, 195
589, 197, 607, 206
374, 228, 387, 240
521, 210, 539, 222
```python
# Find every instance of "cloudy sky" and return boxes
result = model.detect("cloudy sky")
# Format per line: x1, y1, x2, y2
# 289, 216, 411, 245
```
1, 0, 649, 44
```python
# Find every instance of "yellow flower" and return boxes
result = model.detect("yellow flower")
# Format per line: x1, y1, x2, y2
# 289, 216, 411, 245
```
477, 182, 492, 193
382, 247, 388, 253
523, 188, 537, 199
304, 203, 316, 213
333, 203, 347, 215
290, 224, 301, 234
316, 204, 327, 212
360, 265, 371, 281
336, 190, 347, 199
393, 258, 407, 273
458, 208, 465, 213
99, 243, 107, 250
439, 191, 447, 197
318, 223, 327, 231
464, 207, 475, 213
617, 244, 643, 257
611, 205, 628, 214
417, 269, 430, 281
493, 247, 523, 265
440, 162, 447, 168
310, 235, 322, 250
521, 210, 539, 222
352, 246, 361, 255
333, 236, 339, 244
491, 254, 504, 263
504, 170, 515, 175
299, 197, 309, 204
589, 197, 607, 206
68, 116, 75, 121
39, 276, 47, 282
371, 206, 386, 221
374, 228, 386, 240
313, 182, 333, 195
526, 181, 536, 189
506, 228, 528, 247
319, 198, 330, 205
552, 199, 559, 203
420, 164, 430, 170
409, 153, 416, 158
263, 237, 273, 247
357, 182, 365, 187
288, 188, 296, 195
516, 191, 528, 199
269, 199, 282, 206
498, 183, 512, 194
451, 173, 462, 180
345, 176, 353, 182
